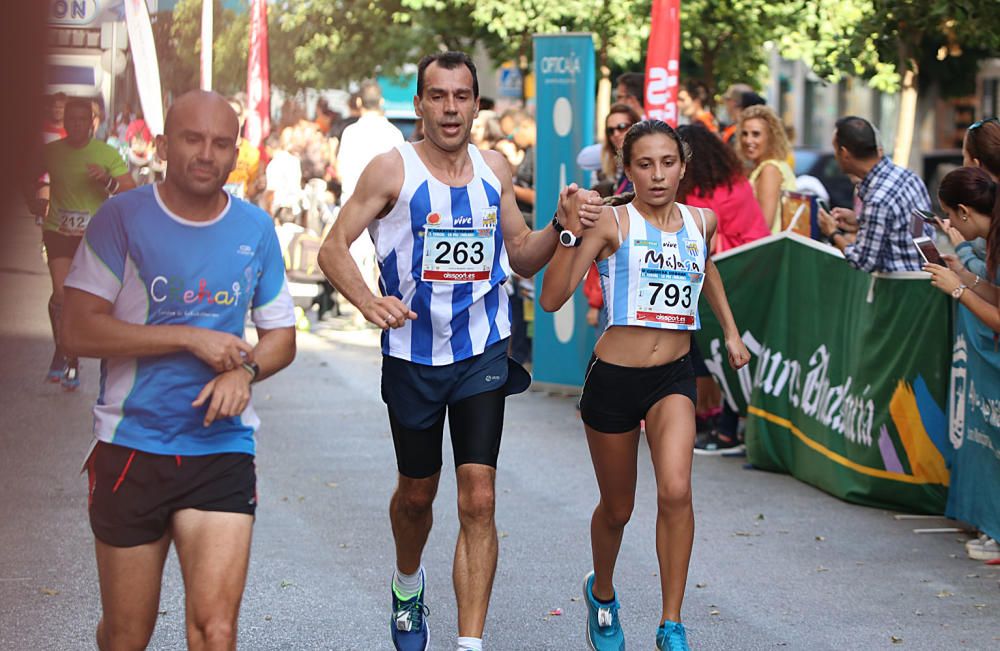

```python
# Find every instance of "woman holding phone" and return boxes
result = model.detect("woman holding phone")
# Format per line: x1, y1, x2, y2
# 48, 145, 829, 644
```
542, 120, 751, 651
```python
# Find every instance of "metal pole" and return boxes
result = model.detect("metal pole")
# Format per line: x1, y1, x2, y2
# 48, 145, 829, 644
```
109, 21, 117, 139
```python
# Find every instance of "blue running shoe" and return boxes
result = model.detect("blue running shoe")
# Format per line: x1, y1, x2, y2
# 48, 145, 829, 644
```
583, 571, 624, 651
61, 364, 80, 392
656, 620, 690, 651
390, 572, 429, 651
45, 357, 66, 383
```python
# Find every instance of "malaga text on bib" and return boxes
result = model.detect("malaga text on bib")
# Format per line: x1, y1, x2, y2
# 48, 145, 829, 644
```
58, 209, 92, 237
634, 267, 704, 325
421, 226, 495, 282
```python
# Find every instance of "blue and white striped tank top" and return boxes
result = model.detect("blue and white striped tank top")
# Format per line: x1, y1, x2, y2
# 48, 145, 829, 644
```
370, 142, 512, 365
597, 202, 707, 331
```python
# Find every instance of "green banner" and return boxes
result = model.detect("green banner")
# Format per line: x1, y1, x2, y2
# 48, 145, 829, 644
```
696, 234, 952, 514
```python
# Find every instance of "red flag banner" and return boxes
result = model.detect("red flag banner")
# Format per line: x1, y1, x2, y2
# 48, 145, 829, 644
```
644, 0, 680, 126
246, 0, 270, 148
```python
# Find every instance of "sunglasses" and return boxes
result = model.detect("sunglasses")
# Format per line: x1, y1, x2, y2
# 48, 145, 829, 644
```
969, 117, 999, 131
606, 122, 632, 135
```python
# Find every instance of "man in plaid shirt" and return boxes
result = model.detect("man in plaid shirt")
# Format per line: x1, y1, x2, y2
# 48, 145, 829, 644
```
818, 116, 932, 271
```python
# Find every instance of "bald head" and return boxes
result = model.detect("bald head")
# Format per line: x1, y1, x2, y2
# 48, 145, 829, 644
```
164, 90, 240, 139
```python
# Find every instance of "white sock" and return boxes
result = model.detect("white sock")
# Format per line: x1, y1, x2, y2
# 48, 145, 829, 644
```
457, 637, 483, 651
392, 565, 424, 600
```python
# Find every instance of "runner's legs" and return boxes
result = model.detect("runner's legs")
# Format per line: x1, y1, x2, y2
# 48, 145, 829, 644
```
172, 509, 254, 651
94, 534, 171, 651
584, 425, 641, 601
45, 253, 73, 368
390, 472, 441, 575
644, 393, 697, 624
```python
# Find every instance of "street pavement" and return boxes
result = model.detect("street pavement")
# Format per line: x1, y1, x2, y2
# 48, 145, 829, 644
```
1, 209, 997, 650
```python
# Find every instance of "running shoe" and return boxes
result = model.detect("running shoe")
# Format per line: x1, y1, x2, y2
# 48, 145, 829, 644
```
390, 572, 429, 651
45, 361, 65, 383
966, 534, 1000, 561
693, 429, 745, 456
61, 364, 80, 392
655, 620, 690, 651
583, 571, 624, 651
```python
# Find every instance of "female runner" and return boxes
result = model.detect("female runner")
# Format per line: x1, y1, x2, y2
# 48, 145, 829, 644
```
542, 120, 751, 651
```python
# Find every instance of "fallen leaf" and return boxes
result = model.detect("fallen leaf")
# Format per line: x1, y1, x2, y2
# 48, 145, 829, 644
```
499, 531, 509, 539
695, 583, 707, 588
755, 513, 765, 520
326, 482, 339, 489
965, 573, 979, 578
570, 597, 580, 602
816, 566, 830, 573
936, 591, 954, 598
548, 608, 563, 616
891, 635, 903, 644
339, 543, 348, 549
709, 609, 720, 616
913, 610, 923, 616
974, 604, 986, 610
40, 588, 59, 596
733, 531, 753, 537
815, 536, 826, 542
280, 580, 294, 589
265, 615, 272, 621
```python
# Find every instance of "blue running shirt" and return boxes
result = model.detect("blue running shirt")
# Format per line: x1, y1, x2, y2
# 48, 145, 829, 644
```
65, 185, 295, 456
369, 143, 512, 365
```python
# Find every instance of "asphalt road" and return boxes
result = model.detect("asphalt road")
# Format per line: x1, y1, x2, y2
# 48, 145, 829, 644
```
1, 210, 997, 650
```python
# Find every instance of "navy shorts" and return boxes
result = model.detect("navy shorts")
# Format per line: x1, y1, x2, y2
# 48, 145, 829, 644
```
381, 339, 531, 478
87, 442, 256, 547
580, 354, 697, 433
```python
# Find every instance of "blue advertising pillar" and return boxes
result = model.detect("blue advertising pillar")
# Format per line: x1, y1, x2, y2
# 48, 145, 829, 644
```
532, 33, 596, 391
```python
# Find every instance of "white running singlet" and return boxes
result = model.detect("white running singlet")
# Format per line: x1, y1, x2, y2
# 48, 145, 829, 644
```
370, 143, 512, 366
597, 202, 707, 331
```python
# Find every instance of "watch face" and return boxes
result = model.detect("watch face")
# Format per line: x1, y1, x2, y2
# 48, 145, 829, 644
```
559, 230, 575, 246
952, 286, 963, 298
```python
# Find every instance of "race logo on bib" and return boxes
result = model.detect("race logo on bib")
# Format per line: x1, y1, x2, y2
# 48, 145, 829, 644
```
482, 206, 498, 228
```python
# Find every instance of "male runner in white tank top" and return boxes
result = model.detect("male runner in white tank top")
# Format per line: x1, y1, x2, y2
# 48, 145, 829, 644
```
318, 51, 602, 651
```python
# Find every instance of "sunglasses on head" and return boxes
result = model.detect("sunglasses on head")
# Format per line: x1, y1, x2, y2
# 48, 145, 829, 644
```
606, 122, 632, 135
969, 117, 999, 131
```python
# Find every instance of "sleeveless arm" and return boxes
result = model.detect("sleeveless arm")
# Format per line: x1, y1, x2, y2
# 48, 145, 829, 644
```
318, 149, 404, 313
540, 203, 618, 312
753, 163, 784, 231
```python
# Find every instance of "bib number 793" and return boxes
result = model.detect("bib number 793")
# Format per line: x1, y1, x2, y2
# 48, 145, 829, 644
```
646, 281, 692, 309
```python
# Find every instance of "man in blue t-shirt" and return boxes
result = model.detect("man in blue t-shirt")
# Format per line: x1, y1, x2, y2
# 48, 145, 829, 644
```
62, 90, 296, 651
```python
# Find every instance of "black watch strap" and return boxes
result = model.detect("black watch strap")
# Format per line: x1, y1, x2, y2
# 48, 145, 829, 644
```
551, 212, 565, 233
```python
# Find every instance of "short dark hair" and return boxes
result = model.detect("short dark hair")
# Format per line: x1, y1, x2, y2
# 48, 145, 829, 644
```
417, 51, 478, 98
359, 80, 382, 110
65, 97, 93, 117
615, 72, 645, 103
739, 91, 766, 109
682, 80, 710, 106
834, 116, 879, 159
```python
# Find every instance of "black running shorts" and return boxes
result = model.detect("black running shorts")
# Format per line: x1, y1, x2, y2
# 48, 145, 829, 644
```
381, 339, 530, 478
580, 354, 697, 434
87, 442, 256, 548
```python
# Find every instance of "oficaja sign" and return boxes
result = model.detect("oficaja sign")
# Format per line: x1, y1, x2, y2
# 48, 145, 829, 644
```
695, 233, 951, 514
946, 304, 1000, 540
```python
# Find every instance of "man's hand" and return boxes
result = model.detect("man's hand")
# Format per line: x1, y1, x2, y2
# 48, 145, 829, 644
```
831, 207, 857, 232
557, 184, 603, 230
192, 368, 252, 427
359, 296, 417, 330
726, 335, 751, 370
818, 207, 837, 237
186, 329, 255, 373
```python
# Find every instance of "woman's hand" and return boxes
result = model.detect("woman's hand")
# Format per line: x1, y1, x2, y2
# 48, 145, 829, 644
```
726, 334, 751, 370
939, 253, 965, 275
937, 217, 966, 248
924, 263, 962, 295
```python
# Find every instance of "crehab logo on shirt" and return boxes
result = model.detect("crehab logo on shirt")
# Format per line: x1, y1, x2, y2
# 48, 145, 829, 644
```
150, 276, 245, 306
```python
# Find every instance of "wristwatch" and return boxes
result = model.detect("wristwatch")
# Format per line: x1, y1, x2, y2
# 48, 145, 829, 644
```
241, 361, 260, 382
952, 284, 967, 299
551, 213, 582, 247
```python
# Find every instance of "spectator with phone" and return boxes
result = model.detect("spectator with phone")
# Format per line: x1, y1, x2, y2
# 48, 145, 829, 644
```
942, 117, 1000, 278
818, 116, 932, 271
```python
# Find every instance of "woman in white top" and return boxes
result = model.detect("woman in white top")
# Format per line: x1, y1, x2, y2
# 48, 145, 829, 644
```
541, 120, 750, 651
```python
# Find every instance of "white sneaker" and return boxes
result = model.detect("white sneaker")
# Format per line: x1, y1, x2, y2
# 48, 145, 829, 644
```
966, 534, 1000, 561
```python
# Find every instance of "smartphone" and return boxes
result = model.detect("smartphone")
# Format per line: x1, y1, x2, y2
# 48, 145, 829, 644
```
913, 236, 944, 265
912, 208, 940, 224
817, 199, 831, 214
